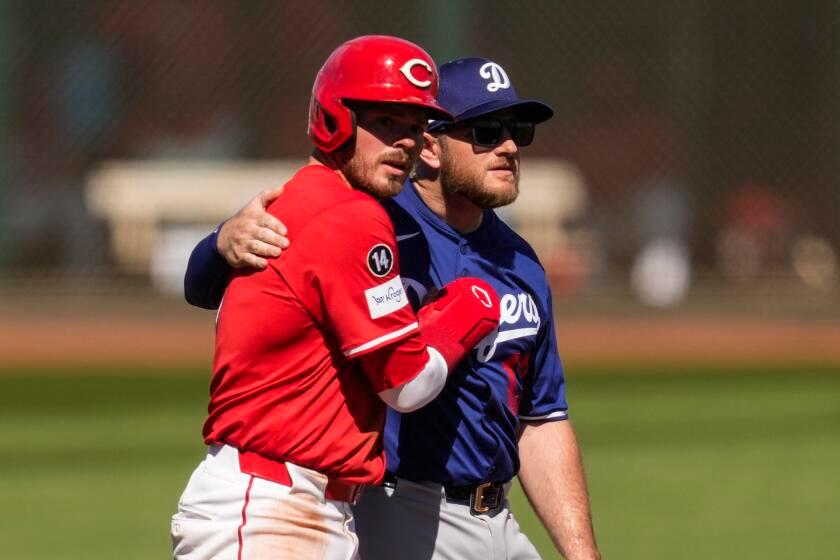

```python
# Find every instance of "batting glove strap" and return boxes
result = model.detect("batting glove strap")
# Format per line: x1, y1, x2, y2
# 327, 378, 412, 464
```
418, 277, 500, 370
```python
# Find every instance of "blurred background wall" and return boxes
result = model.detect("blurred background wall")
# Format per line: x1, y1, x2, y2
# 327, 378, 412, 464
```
1, 0, 839, 359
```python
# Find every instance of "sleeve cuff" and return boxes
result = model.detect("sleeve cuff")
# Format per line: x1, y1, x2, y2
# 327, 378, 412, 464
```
519, 410, 569, 422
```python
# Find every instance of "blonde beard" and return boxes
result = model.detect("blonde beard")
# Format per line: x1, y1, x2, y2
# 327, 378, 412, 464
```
439, 148, 519, 209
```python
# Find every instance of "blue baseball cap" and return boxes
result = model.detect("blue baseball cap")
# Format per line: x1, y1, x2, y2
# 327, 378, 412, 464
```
427, 57, 554, 131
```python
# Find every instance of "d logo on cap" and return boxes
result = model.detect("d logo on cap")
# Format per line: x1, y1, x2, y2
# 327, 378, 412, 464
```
479, 62, 510, 93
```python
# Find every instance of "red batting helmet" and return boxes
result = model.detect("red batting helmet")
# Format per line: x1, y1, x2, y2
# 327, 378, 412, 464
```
308, 35, 452, 152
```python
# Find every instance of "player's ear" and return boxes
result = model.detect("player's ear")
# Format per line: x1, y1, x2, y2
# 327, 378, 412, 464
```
419, 132, 442, 170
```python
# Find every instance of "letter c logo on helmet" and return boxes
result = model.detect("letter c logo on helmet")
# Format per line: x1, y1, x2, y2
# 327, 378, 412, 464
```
307, 35, 452, 153
399, 59, 433, 88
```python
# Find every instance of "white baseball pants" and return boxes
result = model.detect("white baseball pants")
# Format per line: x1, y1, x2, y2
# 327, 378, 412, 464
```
171, 444, 359, 560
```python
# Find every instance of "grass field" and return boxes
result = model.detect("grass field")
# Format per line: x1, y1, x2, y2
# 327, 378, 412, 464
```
1, 365, 838, 559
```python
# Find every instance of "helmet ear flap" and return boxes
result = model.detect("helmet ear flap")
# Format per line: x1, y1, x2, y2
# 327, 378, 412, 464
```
319, 102, 337, 133
308, 95, 356, 152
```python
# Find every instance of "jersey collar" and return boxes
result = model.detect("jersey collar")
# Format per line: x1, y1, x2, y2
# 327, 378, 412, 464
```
400, 180, 498, 244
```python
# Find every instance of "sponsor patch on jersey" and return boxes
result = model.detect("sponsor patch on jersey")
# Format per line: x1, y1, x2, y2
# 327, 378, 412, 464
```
367, 244, 394, 277
365, 276, 408, 319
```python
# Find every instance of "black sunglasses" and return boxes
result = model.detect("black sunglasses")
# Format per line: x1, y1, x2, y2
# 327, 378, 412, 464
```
438, 119, 536, 147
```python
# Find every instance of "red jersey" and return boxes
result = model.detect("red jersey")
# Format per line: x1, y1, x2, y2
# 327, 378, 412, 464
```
205, 165, 423, 484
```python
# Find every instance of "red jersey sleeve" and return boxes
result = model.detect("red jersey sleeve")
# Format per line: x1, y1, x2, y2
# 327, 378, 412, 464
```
271, 197, 421, 390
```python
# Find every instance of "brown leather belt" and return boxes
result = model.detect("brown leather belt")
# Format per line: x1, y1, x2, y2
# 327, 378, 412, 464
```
444, 481, 506, 513
238, 449, 363, 503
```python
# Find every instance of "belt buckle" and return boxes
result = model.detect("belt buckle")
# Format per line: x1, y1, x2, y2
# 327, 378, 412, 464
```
470, 482, 494, 514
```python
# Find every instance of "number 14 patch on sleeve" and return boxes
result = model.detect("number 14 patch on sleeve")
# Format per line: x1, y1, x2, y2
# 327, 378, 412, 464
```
367, 244, 394, 277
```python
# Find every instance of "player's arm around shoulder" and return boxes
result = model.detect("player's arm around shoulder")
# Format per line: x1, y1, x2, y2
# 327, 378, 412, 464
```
215, 186, 290, 269
518, 419, 601, 560
183, 187, 290, 309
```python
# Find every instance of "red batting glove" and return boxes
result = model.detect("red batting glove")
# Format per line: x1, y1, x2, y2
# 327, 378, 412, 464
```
417, 277, 501, 370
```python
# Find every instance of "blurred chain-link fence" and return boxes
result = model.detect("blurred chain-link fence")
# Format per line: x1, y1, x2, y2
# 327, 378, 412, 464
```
1, 0, 838, 308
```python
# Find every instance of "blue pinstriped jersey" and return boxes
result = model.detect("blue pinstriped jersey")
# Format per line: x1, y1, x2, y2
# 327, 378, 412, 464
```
382, 182, 567, 485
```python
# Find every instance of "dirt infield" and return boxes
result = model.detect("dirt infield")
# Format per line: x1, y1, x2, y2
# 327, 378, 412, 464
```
1, 316, 215, 368
3, 299, 839, 370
